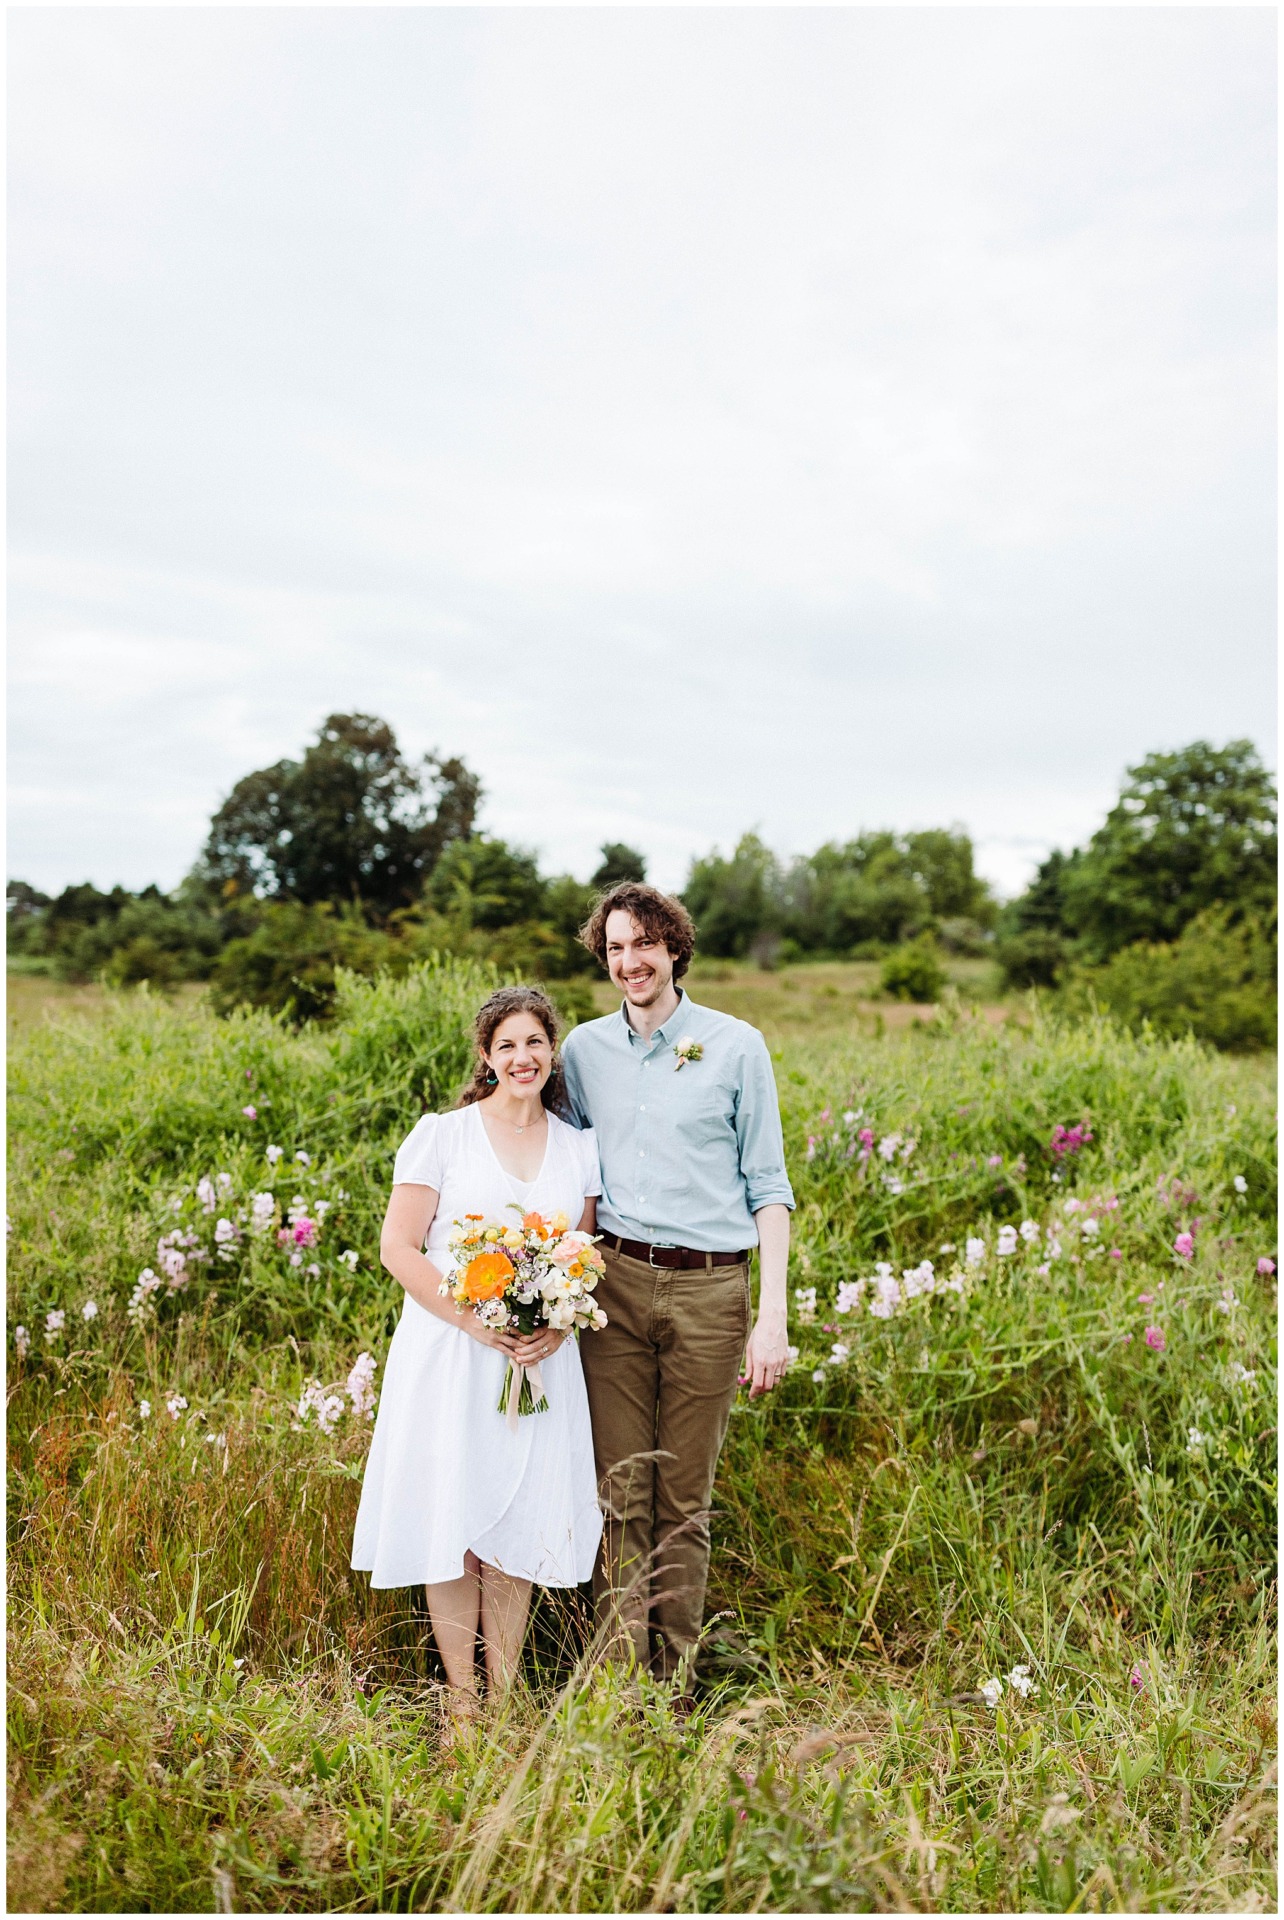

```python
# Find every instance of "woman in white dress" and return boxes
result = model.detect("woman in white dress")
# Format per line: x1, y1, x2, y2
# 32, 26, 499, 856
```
351, 986, 604, 1721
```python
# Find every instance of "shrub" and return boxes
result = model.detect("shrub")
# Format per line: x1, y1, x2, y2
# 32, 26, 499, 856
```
995, 925, 1069, 989
208, 902, 393, 1022
1062, 907, 1277, 1052
879, 935, 945, 1002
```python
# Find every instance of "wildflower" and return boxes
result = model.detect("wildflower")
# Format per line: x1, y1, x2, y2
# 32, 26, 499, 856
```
1035, 1263, 1050, 1277
842, 1109, 858, 1125
204, 1432, 227, 1449
965, 1237, 986, 1267
1173, 1232, 1195, 1258
292, 1216, 317, 1247
997, 1226, 1018, 1257
295, 1150, 311, 1166
1227, 1361, 1256, 1386
14, 1325, 31, 1358
829, 1342, 851, 1364
1109, 1248, 1122, 1259
242, 1105, 258, 1120
1050, 1123, 1092, 1157
138, 1400, 151, 1419
1137, 1293, 1154, 1304
82, 1300, 99, 1321
834, 1279, 864, 1314
313, 1199, 331, 1220
811, 1368, 826, 1384
1233, 1175, 1247, 1195
44, 1308, 66, 1343
786, 1345, 799, 1364
1257, 1257, 1276, 1276
901, 1261, 935, 1298
1144, 1325, 1166, 1352
266, 1144, 284, 1164
877, 1133, 901, 1161
1186, 1427, 1209, 1455
883, 1173, 905, 1196
869, 1271, 902, 1319
1019, 1220, 1040, 1244
214, 1217, 238, 1246
939, 1242, 956, 1254
1080, 1216, 1100, 1239
196, 1178, 217, 1213
217, 1172, 232, 1189
1129, 1664, 1145, 1691
166, 1394, 188, 1420
794, 1287, 817, 1324
1216, 1287, 1238, 1314
1009, 1664, 1038, 1699
128, 1269, 163, 1321
1047, 1236, 1062, 1258
289, 1252, 303, 1268
987, 1154, 1002, 1169
249, 1192, 276, 1234
979, 1677, 1003, 1709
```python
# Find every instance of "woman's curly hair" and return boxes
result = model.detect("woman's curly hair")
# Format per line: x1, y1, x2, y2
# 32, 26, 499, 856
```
579, 883, 696, 982
457, 985, 569, 1116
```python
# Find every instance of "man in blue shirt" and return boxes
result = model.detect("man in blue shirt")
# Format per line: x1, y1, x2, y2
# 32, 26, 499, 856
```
561, 882, 794, 1684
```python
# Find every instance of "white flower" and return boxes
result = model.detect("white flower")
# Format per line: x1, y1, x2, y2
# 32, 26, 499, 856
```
338, 1249, 359, 1269
901, 1261, 935, 1299
811, 1368, 826, 1384
166, 1394, 188, 1420
1186, 1426, 1209, 1454
82, 1300, 99, 1321
266, 1144, 284, 1165
842, 1110, 858, 1124
196, 1177, 217, 1213
217, 1172, 233, 1189
979, 1677, 1003, 1710
997, 1226, 1018, 1257
1046, 1237, 1062, 1259
346, 1351, 378, 1419
1008, 1663, 1038, 1699
314, 1199, 331, 1220
128, 1268, 163, 1321
1216, 1287, 1238, 1314
294, 1150, 310, 1166
1227, 1361, 1256, 1387
786, 1345, 800, 1364
249, 1192, 276, 1234
835, 1279, 865, 1314
204, 1432, 227, 1449
1080, 1216, 1099, 1239
44, 1308, 66, 1342
14, 1325, 30, 1358
965, 1237, 986, 1268
1019, 1220, 1040, 1244
296, 1380, 343, 1432
289, 1252, 303, 1268
877, 1133, 901, 1161
1233, 1175, 1248, 1194
939, 1242, 956, 1254
883, 1174, 905, 1196
214, 1217, 238, 1245
869, 1273, 902, 1320
138, 1399, 151, 1419
794, 1286, 817, 1323
829, 1342, 851, 1364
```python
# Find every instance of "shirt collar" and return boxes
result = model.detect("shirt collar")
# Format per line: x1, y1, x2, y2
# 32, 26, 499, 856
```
618, 988, 692, 1050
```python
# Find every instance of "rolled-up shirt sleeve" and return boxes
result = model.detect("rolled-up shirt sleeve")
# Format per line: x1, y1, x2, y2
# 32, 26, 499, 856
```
736, 1037, 795, 1212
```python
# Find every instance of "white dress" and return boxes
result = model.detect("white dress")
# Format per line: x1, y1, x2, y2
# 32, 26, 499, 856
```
351, 1103, 605, 1589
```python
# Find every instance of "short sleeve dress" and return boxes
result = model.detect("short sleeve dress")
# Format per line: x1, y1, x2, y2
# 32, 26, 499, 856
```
351, 1103, 604, 1589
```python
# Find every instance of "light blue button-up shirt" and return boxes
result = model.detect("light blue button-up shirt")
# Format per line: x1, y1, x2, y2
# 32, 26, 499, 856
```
560, 991, 795, 1252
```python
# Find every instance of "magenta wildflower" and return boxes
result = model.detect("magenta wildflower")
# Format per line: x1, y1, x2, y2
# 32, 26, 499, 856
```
1144, 1325, 1166, 1352
1110, 1249, 1123, 1259
1137, 1293, 1154, 1304
1173, 1232, 1194, 1258
242, 1105, 258, 1120
1257, 1257, 1276, 1276
1129, 1663, 1145, 1691
1050, 1123, 1093, 1157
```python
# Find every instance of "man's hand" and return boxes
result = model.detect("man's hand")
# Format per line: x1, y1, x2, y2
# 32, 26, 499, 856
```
744, 1309, 790, 1398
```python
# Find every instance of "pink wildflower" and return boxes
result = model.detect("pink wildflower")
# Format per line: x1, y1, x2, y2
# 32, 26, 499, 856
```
1173, 1232, 1194, 1259
242, 1105, 258, 1120
1129, 1664, 1145, 1691
1137, 1293, 1153, 1304
1257, 1257, 1276, 1276
292, 1217, 317, 1247
1144, 1325, 1166, 1352
1110, 1249, 1123, 1259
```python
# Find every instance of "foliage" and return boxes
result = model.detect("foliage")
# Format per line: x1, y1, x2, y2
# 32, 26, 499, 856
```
589, 842, 648, 890
200, 713, 481, 920
6, 879, 226, 984
879, 935, 947, 1003
208, 902, 395, 1023
1061, 908, 1277, 1053
6, 976, 1276, 1911
683, 829, 995, 961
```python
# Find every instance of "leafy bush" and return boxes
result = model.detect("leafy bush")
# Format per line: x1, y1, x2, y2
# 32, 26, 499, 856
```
208, 901, 394, 1021
1062, 908, 1277, 1052
879, 935, 945, 1002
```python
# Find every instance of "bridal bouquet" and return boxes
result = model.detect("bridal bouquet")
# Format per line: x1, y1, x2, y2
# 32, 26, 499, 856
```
443, 1208, 608, 1427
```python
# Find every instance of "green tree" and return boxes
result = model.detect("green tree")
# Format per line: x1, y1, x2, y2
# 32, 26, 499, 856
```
682, 834, 783, 957
208, 901, 392, 1022
903, 829, 995, 925
1061, 740, 1277, 961
424, 836, 549, 931
201, 713, 480, 920
590, 843, 648, 890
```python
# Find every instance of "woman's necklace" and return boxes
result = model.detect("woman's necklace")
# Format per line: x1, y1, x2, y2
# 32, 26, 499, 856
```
495, 1105, 546, 1137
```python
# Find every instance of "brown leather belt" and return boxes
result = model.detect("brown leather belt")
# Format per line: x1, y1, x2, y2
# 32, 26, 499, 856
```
605, 1234, 750, 1270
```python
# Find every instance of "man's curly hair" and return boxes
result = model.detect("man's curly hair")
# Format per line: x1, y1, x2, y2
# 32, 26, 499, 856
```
579, 883, 696, 982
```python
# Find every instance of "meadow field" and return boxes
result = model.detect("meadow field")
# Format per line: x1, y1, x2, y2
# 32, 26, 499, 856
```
6, 959, 1277, 1913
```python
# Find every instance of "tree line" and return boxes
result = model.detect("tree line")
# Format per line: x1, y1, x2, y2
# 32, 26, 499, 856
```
7, 717, 1276, 1046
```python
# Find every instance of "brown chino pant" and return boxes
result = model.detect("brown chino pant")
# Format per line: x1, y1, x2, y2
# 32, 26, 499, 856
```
579, 1244, 751, 1680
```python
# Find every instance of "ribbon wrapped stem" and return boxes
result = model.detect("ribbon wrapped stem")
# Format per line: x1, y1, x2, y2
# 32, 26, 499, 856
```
500, 1358, 549, 1430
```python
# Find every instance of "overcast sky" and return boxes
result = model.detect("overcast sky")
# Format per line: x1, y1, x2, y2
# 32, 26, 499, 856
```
9, 5, 1276, 901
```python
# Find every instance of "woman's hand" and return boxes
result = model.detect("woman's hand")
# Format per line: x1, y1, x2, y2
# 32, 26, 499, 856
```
509, 1327, 567, 1367
463, 1318, 524, 1357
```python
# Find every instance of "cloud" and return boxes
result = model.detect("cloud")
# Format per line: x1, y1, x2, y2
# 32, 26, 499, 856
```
7, 7, 1275, 897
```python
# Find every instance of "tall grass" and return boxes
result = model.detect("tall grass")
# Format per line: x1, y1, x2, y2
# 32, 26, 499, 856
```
7, 963, 1276, 1911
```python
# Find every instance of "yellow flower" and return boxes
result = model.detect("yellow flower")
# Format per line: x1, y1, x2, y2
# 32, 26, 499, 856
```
549, 1211, 569, 1235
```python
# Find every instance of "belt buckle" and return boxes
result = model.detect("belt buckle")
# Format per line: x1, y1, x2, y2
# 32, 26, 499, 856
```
648, 1241, 678, 1269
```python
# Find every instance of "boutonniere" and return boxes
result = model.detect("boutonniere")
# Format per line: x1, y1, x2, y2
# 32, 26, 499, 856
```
673, 1038, 704, 1071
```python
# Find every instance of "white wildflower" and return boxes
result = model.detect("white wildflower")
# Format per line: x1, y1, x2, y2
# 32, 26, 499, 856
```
786, 1345, 800, 1364
338, 1249, 360, 1270
883, 1174, 905, 1196
294, 1150, 311, 1166
14, 1324, 31, 1358
1008, 1664, 1038, 1699
1019, 1220, 1040, 1244
901, 1261, 935, 1299
811, 1368, 826, 1384
265, 1144, 284, 1165
82, 1300, 99, 1321
1080, 1215, 1100, 1239
965, 1237, 986, 1267
217, 1172, 233, 1189
44, 1308, 66, 1343
204, 1432, 227, 1449
214, 1217, 238, 1246
138, 1399, 151, 1419
877, 1133, 901, 1162
128, 1268, 163, 1322
1186, 1426, 1209, 1455
979, 1677, 1003, 1710
1227, 1361, 1256, 1387
997, 1226, 1018, 1257
794, 1286, 817, 1324
196, 1177, 217, 1213
939, 1242, 956, 1254
1233, 1175, 1248, 1195
829, 1342, 851, 1364
166, 1394, 188, 1420
1216, 1287, 1238, 1314
249, 1192, 276, 1234
346, 1351, 378, 1419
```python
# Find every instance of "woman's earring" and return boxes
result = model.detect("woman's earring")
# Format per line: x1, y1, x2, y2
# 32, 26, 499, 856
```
485, 1069, 498, 1085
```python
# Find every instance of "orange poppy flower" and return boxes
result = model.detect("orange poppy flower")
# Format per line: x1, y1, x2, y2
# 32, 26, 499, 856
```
460, 1249, 515, 1302
522, 1211, 549, 1235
